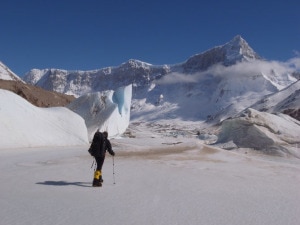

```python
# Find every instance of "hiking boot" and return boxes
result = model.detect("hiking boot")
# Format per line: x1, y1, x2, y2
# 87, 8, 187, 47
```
93, 170, 102, 187
92, 178, 102, 187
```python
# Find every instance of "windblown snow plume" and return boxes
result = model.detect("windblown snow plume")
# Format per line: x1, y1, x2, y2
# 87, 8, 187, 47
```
67, 85, 132, 140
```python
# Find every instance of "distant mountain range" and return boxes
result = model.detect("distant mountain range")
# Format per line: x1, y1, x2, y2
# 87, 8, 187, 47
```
22, 35, 262, 97
1, 35, 299, 122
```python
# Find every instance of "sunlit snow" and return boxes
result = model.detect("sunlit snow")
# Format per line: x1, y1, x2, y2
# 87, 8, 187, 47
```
0, 125, 299, 225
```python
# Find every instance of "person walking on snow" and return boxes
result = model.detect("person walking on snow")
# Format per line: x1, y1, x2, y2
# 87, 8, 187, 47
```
90, 130, 115, 187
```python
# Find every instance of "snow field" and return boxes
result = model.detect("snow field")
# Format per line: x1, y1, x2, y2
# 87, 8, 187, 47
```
1, 141, 299, 225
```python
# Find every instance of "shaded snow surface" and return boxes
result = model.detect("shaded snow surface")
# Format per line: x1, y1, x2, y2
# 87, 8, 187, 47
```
0, 89, 88, 148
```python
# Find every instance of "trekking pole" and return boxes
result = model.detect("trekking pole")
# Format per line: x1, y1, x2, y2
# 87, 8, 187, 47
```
91, 159, 95, 169
91, 158, 96, 171
113, 156, 116, 184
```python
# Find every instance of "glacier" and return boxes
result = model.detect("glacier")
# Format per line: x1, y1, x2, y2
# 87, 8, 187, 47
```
67, 84, 132, 140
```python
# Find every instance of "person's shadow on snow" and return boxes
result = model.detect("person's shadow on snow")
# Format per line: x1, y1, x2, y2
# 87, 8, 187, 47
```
36, 181, 91, 187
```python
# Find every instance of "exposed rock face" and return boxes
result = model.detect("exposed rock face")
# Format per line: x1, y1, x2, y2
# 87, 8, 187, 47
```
283, 108, 300, 121
182, 35, 261, 73
0, 79, 75, 107
23, 61, 170, 97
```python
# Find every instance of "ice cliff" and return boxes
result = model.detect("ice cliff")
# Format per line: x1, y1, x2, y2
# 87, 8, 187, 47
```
67, 84, 132, 140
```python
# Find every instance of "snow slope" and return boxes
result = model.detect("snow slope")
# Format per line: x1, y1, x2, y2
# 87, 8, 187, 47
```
0, 90, 88, 148
0, 61, 23, 81
251, 80, 300, 113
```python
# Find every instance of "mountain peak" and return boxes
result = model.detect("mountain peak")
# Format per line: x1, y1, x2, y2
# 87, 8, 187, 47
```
230, 35, 244, 44
182, 35, 261, 72
222, 35, 261, 64
225, 35, 249, 50
121, 59, 152, 68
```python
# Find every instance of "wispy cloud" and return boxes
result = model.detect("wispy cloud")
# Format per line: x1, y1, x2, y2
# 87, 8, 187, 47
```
204, 58, 300, 78
155, 57, 300, 85
293, 50, 300, 57
285, 57, 300, 70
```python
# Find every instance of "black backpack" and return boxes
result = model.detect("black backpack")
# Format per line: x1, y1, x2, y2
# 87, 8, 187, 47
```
88, 143, 96, 156
88, 131, 104, 156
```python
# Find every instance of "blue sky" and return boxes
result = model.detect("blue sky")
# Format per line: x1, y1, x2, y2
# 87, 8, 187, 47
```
0, 0, 299, 77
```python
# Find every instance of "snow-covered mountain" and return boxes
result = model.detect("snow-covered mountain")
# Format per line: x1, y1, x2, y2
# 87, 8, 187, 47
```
24, 60, 170, 97
0, 61, 23, 82
251, 80, 300, 112
21, 35, 299, 124
182, 35, 261, 73
23, 35, 260, 96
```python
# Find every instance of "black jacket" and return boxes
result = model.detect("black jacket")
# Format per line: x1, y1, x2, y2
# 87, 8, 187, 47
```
103, 138, 114, 156
90, 131, 114, 157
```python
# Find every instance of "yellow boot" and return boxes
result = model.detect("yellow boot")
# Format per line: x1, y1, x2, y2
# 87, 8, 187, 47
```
92, 170, 102, 187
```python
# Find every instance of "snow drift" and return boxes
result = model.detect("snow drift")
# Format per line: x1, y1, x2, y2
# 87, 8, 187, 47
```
216, 108, 300, 157
0, 89, 88, 149
67, 85, 132, 140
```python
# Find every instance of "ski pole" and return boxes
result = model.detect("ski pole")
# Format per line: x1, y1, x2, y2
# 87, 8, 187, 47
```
91, 158, 96, 171
113, 156, 116, 184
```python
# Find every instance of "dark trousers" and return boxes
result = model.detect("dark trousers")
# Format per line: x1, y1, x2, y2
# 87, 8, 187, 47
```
95, 156, 105, 171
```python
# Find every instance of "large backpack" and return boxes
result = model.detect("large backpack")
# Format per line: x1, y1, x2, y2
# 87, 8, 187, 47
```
88, 131, 104, 156
88, 143, 96, 156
